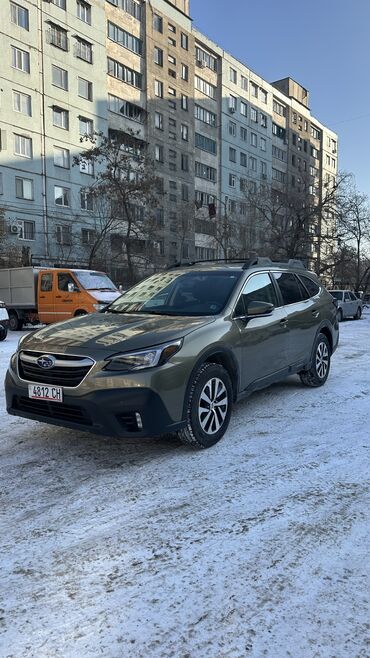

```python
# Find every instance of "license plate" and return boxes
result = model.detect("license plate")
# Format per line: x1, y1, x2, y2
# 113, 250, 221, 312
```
28, 384, 63, 403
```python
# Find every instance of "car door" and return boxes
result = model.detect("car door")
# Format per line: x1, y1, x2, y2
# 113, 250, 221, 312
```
272, 271, 319, 367
348, 292, 359, 316
233, 272, 289, 391
343, 291, 353, 318
55, 272, 80, 321
38, 272, 55, 324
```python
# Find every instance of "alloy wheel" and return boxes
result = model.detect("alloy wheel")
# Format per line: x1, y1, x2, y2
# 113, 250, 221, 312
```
316, 341, 329, 379
198, 377, 229, 435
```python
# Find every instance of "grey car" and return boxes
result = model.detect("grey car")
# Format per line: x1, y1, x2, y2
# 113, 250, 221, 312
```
6, 257, 339, 449
328, 290, 362, 321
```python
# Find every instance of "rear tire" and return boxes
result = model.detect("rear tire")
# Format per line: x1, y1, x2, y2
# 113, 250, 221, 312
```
299, 333, 331, 388
178, 363, 233, 449
354, 307, 362, 320
8, 312, 23, 331
0, 326, 7, 341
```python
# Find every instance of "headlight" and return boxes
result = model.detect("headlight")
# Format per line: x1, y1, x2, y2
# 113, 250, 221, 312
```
93, 302, 107, 311
104, 339, 183, 372
17, 334, 28, 350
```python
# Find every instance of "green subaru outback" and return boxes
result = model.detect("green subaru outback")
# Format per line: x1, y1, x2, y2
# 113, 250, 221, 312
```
6, 258, 339, 448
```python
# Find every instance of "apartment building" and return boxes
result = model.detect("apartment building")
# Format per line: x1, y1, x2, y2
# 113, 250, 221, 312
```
0, 0, 107, 267
0, 0, 338, 278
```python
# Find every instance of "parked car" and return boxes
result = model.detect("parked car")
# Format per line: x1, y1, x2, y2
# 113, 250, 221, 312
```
328, 289, 363, 321
6, 257, 339, 449
0, 300, 9, 341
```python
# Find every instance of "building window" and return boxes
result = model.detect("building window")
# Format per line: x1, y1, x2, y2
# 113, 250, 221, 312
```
110, 0, 142, 20
108, 94, 145, 123
52, 64, 68, 90
78, 77, 93, 100
195, 132, 216, 154
54, 146, 70, 168
15, 177, 33, 200
168, 100, 176, 111
56, 225, 72, 245
311, 125, 321, 140
240, 101, 247, 117
182, 183, 189, 201
240, 152, 247, 168
52, 0, 66, 8
155, 144, 164, 162
181, 63, 189, 81
48, 24, 68, 51
229, 121, 236, 137
261, 161, 267, 176
250, 82, 258, 97
181, 123, 189, 141
53, 106, 69, 129
273, 99, 286, 116
13, 90, 31, 115
17, 219, 35, 240
107, 57, 142, 88
80, 190, 94, 210
195, 75, 216, 99
181, 94, 188, 111
79, 158, 94, 175
241, 75, 248, 91
229, 173, 236, 188
154, 46, 163, 66
240, 126, 247, 141
260, 88, 268, 103
250, 132, 257, 147
195, 162, 216, 182
195, 46, 217, 71
153, 13, 163, 32
229, 147, 236, 162
107, 21, 143, 55
75, 37, 92, 63
168, 22, 176, 32
181, 154, 189, 171
11, 45, 30, 72
194, 104, 216, 126
250, 107, 258, 123
229, 95, 237, 112
168, 36, 176, 47
260, 137, 266, 151
181, 32, 188, 50
81, 228, 96, 244
249, 156, 257, 171
272, 168, 286, 183
154, 79, 163, 98
260, 113, 267, 128
229, 67, 237, 84
79, 116, 93, 135
168, 86, 176, 97
168, 54, 176, 65
14, 134, 32, 158
10, 2, 29, 30
54, 186, 70, 207
155, 111, 163, 130
77, 0, 91, 24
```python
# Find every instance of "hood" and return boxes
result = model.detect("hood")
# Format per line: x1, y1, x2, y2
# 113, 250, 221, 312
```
87, 290, 121, 303
20, 312, 216, 354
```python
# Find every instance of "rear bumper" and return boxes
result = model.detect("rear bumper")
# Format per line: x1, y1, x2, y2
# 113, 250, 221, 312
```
5, 370, 186, 438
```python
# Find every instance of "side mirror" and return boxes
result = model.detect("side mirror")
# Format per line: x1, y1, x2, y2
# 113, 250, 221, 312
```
67, 282, 80, 293
246, 300, 275, 317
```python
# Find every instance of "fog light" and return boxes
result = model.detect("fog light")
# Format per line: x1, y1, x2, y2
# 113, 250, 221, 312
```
135, 412, 143, 430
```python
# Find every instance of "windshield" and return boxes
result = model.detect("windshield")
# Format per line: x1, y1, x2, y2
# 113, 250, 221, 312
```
74, 271, 117, 292
329, 291, 342, 300
106, 270, 242, 316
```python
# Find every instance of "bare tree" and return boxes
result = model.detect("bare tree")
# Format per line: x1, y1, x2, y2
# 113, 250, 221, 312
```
74, 130, 161, 283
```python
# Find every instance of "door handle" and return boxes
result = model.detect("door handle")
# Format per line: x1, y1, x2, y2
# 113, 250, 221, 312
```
280, 318, 288, 327
40, 295, 45, 299
56, 295, 62, 299
312, 310, 320, 318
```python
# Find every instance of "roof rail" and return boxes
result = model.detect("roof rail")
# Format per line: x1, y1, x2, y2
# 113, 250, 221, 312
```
166, 256, 306, 271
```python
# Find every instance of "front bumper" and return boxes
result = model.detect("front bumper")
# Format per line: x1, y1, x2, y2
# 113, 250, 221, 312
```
5, 370, 186, 438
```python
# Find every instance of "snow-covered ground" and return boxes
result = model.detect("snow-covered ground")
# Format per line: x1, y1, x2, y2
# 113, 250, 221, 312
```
1, 314, 370, 658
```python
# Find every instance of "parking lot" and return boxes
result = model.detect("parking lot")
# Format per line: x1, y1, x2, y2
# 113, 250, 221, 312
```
1, 313, 370, 658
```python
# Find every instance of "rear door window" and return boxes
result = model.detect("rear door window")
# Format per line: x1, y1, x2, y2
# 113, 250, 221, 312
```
273, 272, 306, 305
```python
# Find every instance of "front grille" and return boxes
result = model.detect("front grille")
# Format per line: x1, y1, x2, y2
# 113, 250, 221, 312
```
18, 351, 94, 387
14, 396, 92, 426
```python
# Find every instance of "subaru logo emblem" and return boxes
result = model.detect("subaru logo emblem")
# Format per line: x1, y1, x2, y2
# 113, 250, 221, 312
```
37, 355, 56, 369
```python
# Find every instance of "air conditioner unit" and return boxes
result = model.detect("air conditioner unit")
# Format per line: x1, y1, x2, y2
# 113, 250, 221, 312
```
229, 107, 236, 114
10, 224, 19, 234
196, 59, 205, 68
261, 173, 267, 179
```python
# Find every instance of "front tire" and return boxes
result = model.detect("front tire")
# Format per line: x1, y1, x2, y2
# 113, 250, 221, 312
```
0, 326, 7, 341
337, 308, 343, 322
299, 334, 331, 388
8, 312, 23, 331
178, 363, 233, 449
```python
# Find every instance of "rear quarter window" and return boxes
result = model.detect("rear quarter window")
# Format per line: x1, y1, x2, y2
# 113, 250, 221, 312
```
299, 275, 320, 298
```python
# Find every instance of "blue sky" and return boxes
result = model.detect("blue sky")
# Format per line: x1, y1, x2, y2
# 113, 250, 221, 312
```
191, 0, 370, 196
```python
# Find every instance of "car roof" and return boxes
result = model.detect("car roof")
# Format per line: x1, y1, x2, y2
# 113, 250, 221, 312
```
168, 257, 311, 275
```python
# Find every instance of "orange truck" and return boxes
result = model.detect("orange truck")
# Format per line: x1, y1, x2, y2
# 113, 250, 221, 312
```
0, 267, 121, 330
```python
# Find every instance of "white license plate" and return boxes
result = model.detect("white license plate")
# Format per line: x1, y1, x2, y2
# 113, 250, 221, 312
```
28, 384, 63, 403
